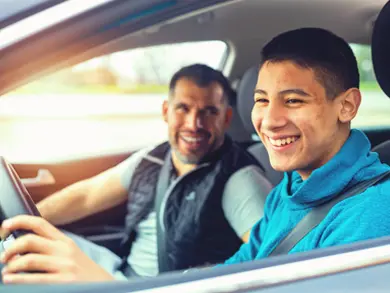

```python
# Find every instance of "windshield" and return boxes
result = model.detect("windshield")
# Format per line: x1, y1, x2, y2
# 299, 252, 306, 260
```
0, 41, 228, 162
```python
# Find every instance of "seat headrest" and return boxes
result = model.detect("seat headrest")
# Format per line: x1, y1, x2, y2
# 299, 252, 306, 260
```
237, 65, 259, 135
372, 140, 390, 165
372, 1, 390, 98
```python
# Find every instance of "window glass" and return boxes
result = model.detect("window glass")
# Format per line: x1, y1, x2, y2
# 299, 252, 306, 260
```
350, 44, 390, 128
0, 41, 227, 162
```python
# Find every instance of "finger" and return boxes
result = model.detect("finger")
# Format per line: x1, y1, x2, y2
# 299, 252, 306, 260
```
2, 272, 75, 284
1, 234, 57, 263
2, 254, 66, 274
1, 215, 67, 241
8, 254, 21, 262
0, 227, 10, 241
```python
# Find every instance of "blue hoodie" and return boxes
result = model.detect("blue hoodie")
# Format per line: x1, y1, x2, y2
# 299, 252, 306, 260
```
224, 129, 390, 264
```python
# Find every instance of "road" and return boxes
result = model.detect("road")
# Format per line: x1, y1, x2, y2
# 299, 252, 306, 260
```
0, 92, 389, 163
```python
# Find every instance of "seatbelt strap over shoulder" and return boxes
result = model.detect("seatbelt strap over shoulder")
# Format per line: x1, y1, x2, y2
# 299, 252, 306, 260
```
155, 153, 172, 273
269, 170, 390, 256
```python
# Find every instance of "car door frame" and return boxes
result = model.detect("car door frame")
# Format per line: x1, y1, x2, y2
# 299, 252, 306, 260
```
0, 0, 236, 95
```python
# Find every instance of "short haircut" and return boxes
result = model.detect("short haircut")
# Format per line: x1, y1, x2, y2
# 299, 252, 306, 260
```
169, 63, 236, 105
261, 28, 360, 99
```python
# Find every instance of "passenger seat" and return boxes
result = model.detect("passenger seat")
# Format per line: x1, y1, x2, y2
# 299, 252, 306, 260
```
371, 1, 390, 165
372, 141, 390, 164
236, 65, 284, 186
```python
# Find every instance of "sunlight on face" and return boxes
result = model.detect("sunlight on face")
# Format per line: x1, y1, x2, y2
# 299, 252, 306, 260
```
251, 61, 346, 179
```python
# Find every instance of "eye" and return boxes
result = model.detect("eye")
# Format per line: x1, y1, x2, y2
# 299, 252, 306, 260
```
286, 98, 303, 104
254, 98, 269, 104
205, 108, 219, 115
176, 104, 189, 112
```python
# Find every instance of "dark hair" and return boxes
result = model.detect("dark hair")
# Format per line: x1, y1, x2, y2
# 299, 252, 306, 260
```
169, 63, 236, 105
261, 28, 360, 99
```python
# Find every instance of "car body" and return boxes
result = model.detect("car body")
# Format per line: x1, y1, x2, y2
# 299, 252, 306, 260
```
1, 0, 390, 291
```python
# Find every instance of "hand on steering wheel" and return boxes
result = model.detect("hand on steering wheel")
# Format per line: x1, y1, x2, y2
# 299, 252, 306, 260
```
0, 157, 114, 284
0, 156, 41, 250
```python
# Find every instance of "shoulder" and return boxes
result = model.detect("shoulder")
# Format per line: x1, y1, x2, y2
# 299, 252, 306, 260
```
222, 165, 272, 237
326, 176, 390, 232
376, 173, 390, 196
319, 180, 390, 246
336, 179, 390, 213
115, 144, 164, 189
222, 166, 273, 216
224, 165, 273, 198
115, 145, 157, 172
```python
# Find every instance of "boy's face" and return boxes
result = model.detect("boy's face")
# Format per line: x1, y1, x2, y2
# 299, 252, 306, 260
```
252, 61, 358, 179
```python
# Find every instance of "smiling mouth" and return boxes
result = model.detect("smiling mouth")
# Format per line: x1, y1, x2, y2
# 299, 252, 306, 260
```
268, 136, 300, 147
181, 136, 206, 143
179, 133, 211, 150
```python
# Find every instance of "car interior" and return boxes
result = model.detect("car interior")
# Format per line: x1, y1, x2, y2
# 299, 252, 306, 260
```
1, 0, 390, 288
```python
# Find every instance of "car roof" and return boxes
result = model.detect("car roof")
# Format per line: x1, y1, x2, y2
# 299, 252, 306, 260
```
0, 0, 388, 94
94, 0, 388, 79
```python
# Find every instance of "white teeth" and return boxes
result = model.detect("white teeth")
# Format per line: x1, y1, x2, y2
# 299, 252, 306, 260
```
182, 136, 203, 143
269, 136, 298, 147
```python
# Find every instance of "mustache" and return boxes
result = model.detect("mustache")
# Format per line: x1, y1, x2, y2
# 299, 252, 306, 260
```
179, 129, 211, 137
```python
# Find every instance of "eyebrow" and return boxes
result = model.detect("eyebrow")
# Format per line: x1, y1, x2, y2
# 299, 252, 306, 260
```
254, 88, 311, 97
174, 102, 220, 112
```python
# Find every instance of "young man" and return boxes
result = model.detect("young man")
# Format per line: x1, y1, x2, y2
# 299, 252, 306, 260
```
0, 64, 270, 283
224, 27, 390, 265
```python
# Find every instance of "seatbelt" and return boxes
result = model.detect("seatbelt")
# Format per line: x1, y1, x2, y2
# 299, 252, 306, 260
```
155, 154, 172, 273
269, 170, 390, 256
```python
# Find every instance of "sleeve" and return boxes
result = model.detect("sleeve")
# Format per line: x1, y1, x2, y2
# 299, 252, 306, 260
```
116, 146, 155, 190
222, 165, 274, 238
222, 216, 269, 265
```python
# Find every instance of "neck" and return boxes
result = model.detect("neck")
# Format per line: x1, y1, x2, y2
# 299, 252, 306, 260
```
171, 153, 197, 177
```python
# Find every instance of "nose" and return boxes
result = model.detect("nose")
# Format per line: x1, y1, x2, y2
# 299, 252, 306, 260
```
256, 101, 287, 131
185, 111, 204, 130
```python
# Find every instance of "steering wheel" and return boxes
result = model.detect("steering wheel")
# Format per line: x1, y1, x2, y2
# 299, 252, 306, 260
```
0, 156, 41, 249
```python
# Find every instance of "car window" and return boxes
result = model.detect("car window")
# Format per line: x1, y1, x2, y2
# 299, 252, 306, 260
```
0, 41, 227, 163
350, 43, 390, 128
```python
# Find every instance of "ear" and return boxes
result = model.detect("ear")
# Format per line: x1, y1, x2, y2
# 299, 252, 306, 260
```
338, 88, 361, 123
162, 100, 169, 123
224, 106, 233, 128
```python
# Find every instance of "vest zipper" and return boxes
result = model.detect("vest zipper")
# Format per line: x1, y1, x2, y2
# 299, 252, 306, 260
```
158, 163, 210, 232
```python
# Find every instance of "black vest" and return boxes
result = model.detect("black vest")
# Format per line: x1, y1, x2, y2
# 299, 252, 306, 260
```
121, 137, 261, 272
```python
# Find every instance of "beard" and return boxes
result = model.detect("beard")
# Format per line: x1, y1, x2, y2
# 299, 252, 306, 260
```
171, 146, 203, 164
169, 130, 213, 164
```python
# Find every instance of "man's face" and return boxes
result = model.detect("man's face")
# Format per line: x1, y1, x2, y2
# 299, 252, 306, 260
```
163, 78, 232, 165
252, 61, 348, 179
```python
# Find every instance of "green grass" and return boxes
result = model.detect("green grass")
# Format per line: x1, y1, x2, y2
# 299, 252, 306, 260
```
360, 81, 382, 92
